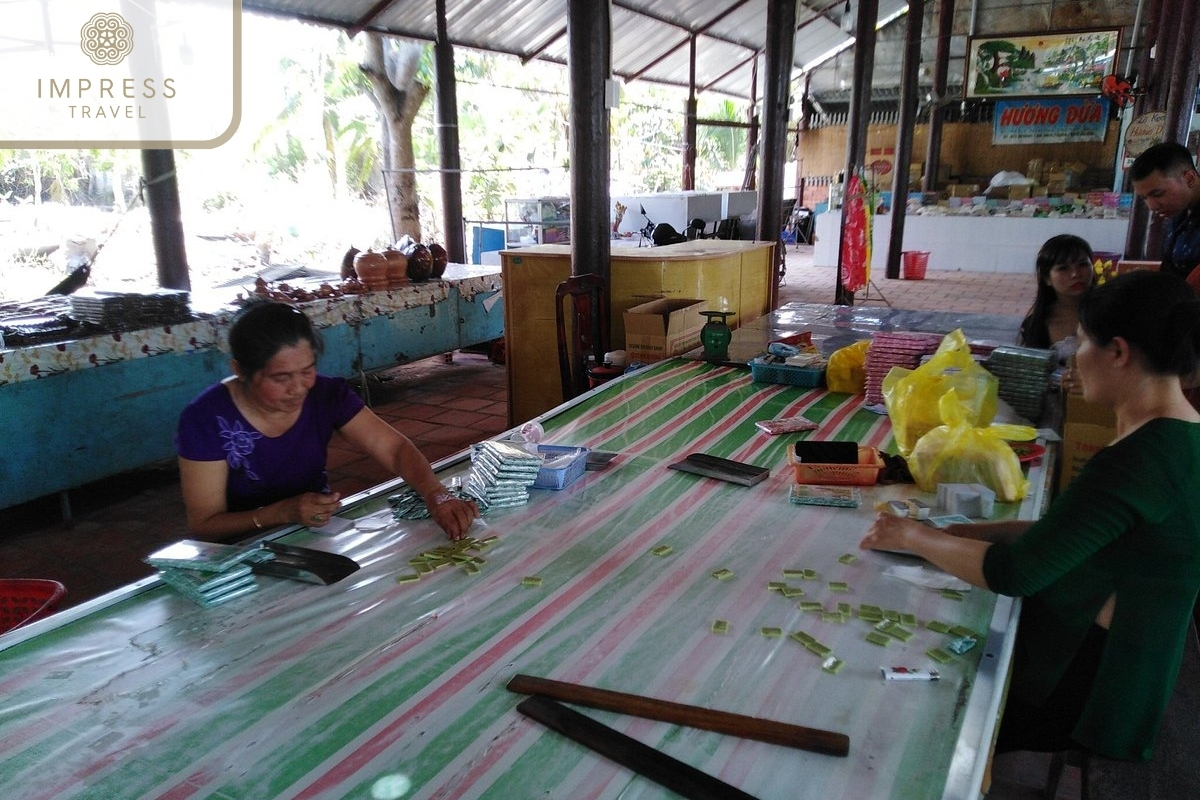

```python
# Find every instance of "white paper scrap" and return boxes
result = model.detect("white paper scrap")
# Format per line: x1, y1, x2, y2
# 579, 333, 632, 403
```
883, 565, 972, 592
310, 515, 356, 535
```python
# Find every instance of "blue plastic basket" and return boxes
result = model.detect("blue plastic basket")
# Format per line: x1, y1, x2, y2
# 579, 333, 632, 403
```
749, 357, 825, 387
532, 445, 590, 490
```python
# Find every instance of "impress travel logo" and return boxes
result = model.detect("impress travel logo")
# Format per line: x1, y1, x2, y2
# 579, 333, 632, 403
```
2, 0, 241, 148
80, 13, 136, 66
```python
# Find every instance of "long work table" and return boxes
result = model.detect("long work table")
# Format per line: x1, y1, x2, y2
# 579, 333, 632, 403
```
0, 348, 1050, 800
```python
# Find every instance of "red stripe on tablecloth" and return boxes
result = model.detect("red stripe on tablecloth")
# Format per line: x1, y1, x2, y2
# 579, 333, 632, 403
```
288, 377, 783, 796
412, 446, 804, 800
16, 367, 886, 800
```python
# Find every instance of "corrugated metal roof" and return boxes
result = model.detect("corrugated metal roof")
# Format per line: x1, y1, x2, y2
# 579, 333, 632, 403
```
242, 0, 916, 101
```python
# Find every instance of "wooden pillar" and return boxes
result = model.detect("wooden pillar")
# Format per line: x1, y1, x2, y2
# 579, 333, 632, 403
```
1127, 0, 1187, 260
140, 149, 190, 291
885, 0, 924, 280
1124, 0, 1164, 259
922, 0, 954, 197
683, 36, 698, 191
434, 0, 466, 264
1163, 0, 1200, 144
566, 0, 612, 348
835, 0, 879, 305
756, 0, 797, 311
744, 56, 760, 192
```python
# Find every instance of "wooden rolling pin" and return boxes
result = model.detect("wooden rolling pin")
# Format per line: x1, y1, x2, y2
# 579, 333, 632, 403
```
506, 673, 849, 757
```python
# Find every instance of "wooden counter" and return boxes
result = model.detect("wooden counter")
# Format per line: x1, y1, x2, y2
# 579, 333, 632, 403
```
501, 239, 774, 424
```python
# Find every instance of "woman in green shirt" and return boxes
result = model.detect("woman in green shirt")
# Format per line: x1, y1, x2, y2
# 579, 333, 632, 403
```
862, 270, 1200, 762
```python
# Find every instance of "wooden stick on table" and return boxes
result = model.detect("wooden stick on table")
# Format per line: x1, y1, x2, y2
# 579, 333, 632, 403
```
507, 673, 850, 757
516, 695, 761, 800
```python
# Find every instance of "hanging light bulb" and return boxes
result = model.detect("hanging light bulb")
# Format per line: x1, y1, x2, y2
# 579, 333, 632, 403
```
841, 0, 854, 33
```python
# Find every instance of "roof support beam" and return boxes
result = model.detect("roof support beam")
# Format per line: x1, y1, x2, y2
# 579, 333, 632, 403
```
621, 0, 755, 83
700, 51, 760, 95
349, 0, 400, 37
520, 26, 568, 64
884, 0, 924, 281
1124, 0, 1164, 260
684, 35, 698, 190
141, 149, 190, 291
567, 0, 612, 353
835, 0, 879, 305
923, 0, 954, 208
757, 0, 797, 312
434, 0, 466, 264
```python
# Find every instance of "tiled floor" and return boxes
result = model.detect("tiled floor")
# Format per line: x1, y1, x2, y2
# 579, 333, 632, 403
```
1, 246, 1075, 798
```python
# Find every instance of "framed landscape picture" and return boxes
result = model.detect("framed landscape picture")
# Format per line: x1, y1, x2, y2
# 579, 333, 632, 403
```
965, 28, 1121, 99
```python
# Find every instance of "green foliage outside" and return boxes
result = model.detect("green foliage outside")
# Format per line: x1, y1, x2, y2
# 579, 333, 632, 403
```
0, 15, 758, 296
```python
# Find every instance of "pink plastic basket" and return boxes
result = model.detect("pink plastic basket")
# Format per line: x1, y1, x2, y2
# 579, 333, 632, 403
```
0, 579, 67, 634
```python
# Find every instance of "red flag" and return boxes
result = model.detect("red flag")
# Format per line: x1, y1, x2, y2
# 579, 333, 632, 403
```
839, 174, 872, 293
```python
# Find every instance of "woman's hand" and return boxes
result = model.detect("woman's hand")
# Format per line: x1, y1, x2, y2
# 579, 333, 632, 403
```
860, 511, 992, 588
428, 491, 480, 541
290, 491, 342, 527
860, 512, 926, 553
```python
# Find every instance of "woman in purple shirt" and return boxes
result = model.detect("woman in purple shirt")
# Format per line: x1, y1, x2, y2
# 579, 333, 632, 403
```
176, 301, 477, 541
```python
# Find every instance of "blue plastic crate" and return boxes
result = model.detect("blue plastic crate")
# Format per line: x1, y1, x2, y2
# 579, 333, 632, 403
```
532, 445, 590, 490
749, 357, 825, 387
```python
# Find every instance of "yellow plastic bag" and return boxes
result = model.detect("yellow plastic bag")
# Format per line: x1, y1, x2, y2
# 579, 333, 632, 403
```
882, 329, 999, 456
908, 388, 1035, 502
826, 339, 871, 394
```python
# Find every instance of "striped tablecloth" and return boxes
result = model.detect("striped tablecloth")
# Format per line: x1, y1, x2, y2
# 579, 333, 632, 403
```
0, 359, 1044, 800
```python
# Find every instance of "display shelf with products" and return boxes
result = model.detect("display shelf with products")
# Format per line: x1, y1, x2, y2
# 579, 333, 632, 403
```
503, 197, 570, 246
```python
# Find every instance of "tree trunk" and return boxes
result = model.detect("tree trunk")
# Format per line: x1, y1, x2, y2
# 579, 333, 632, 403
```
361, 33, 429, 242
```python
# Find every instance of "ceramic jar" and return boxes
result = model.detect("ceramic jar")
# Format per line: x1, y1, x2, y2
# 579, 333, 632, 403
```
428, 243, 448, 279
352, 248, 389, 292
383, 246, 408, 289
405, 243, 433, 281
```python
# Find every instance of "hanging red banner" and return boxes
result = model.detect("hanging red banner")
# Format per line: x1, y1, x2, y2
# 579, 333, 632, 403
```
840, 174, 871, 293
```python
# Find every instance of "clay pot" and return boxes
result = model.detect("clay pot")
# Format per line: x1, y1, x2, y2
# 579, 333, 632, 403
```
405, 243, 433, 281
383, 246, 409, 288
352, 248, 389, 292
428, 243, 448, 279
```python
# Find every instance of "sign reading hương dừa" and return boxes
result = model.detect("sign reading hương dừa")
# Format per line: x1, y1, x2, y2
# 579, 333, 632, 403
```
992, 97, 1109, 145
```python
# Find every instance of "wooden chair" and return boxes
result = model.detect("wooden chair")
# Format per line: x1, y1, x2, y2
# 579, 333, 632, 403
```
555, 273, 609, 402
713, 216, 740, 240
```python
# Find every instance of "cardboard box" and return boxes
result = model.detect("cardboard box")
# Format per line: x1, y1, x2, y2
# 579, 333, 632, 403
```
1008, 184, 1032, 200
623, 298, 707, 363
1057, 393, 1116, 490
